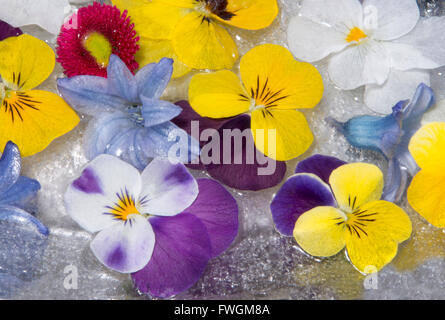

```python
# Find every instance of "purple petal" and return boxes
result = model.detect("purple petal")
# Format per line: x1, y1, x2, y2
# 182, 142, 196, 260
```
205, 115, 287, 191
90, 215, 155, 273
270, 173, 336, 236
0, 20, 22, 42
132, 213, 211, 298
172, 100, 228, 170
295, 154, 347, 185
184, 179, 238, 258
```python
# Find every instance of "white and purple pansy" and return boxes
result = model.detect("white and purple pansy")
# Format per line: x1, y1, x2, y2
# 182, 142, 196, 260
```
57, 54, 200, 170
64, 155, 239, 298
328, 83, 435, 202
0, 141, 48, 297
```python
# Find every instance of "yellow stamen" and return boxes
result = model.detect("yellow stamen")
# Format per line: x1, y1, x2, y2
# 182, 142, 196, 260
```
346, 27, 367, 43
82, 32, 112, 68
107, 189, 140, 221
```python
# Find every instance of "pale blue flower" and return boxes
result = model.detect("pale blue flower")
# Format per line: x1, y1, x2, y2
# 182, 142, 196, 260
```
57, 55, 199, 170
329, 83, 435, 202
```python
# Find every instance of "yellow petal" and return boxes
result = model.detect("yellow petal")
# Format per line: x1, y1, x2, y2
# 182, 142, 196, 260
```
111, 0, 150, 10
345, 200, 412, 273
213, 0, 279, 30
136, 37, 191, 78
0, 90, 79, 157
152, 0, 196, 7
240, 44, 323, 110
188, 70, 250, 118
126, 2, 189, 40
172, 11, 238, 70
293, 206, 347, 257
0, 34, 55, 91
407, 168, 445, 228
408, 122, 445, 170
251, 109, 313, 161
329, 163, 384, 213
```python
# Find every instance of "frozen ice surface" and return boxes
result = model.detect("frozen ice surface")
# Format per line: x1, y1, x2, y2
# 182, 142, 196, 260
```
4, 0, 445, 299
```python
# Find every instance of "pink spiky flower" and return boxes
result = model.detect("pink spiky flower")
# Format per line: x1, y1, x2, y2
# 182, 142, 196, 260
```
57, 3, 140, 77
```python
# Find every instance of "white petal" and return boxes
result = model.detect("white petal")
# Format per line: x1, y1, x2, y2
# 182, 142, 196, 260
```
64, 155, 142, 233
0, 0, 70, 35
299, 0, 363, 33
365, 69, 431, 114
139, 158, 198, 217
363, 0, 419, 40
287, 16, 348, 62
91, 215, 155, 273
328, 40, 390, 90
396, 17, 445, 68
384, 42, 439, 71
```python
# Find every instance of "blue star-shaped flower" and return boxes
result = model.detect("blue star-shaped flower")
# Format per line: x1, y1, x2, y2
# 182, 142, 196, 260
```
329, 83, 435, 202
57, 55, 199, 170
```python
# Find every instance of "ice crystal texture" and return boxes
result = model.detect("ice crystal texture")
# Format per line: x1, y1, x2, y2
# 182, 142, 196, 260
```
4, 0, 445, 299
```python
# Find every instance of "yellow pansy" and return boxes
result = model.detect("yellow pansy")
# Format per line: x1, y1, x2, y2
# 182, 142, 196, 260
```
0, 34, 79, 156
407, 122, 445, 228
292, 163, 412, 273
112, 0, 279, 77
188, 44, 323, 161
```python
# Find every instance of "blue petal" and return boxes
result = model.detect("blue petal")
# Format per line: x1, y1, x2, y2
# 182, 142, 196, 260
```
135, 58, 173, 100
382, 158, 409, 203
84, 111, 136, 160
397, 83, 436, 152
0, 176, 41, 212
328, 103, 403, 159
0, 141, 21, 194
57, 76, 129, 116
0, 205, 48, 297
107, 55, 139, 103
141, 96, 182, 127
84, 111, 199, 170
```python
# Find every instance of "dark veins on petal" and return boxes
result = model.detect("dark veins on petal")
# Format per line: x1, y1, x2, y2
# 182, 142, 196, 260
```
2, 92, 41, 123
199, 0, 236, 20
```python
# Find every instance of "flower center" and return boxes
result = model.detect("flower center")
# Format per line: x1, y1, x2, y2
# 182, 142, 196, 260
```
106, 189, 140, 221
242, 75, 289, 114
196, 0, 235, 21
346, 27, 367, 44
82, 32, 112, 68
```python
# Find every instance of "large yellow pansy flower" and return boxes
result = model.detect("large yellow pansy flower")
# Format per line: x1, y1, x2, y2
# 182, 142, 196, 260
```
112, 0, 279, 77
188, 44, 323, 161
293, 163, 412, 273
0, 34, 79, 156
407, 122, 445, 228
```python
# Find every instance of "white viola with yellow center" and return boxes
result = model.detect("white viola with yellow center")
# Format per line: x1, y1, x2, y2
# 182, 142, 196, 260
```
288, 0, 445, 114
64, 155, 198, 273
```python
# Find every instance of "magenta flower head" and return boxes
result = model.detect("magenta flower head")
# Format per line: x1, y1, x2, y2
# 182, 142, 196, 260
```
64, 155, 238, 298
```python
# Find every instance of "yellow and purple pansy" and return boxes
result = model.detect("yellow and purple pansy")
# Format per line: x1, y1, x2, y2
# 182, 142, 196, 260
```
57, 54, 199, 170
188, 44, 324, 162
407, 122, 445, 229
0, 141, 48, 297
270, 154, 412, 273
0, 32, 80, 157
329, 83, 435, 202
172, 101, 287, 191
65, 155, 238, 298
112, 0, 279, 77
